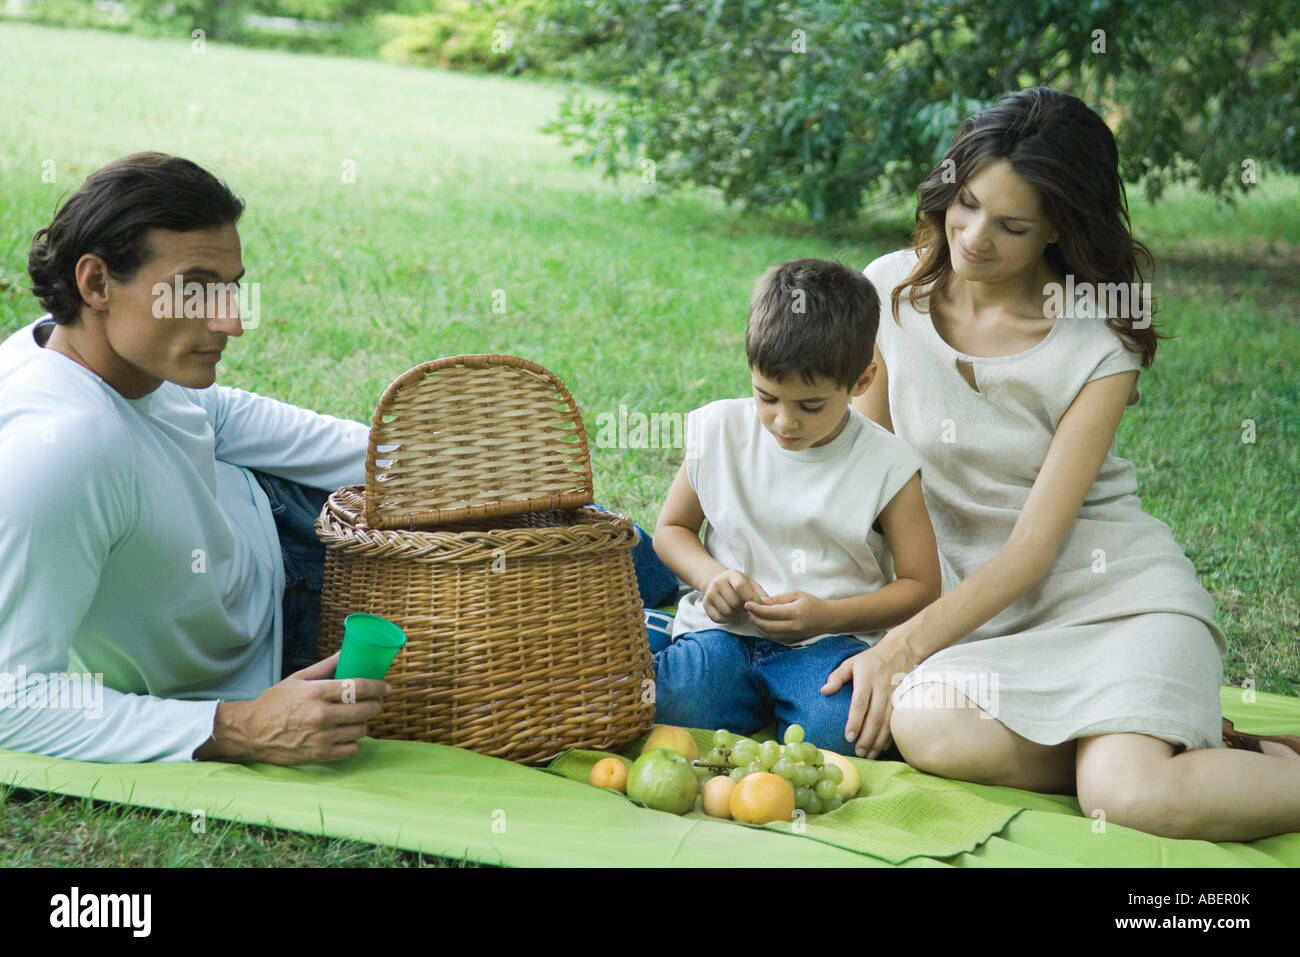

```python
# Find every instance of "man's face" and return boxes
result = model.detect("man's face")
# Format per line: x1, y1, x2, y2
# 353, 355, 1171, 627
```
92, 223, 245, 397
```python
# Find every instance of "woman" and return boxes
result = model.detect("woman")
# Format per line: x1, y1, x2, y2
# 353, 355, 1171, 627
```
822, 86, 1300, 841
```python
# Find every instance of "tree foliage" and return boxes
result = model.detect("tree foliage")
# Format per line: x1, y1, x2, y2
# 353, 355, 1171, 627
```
121, 0, 420, 40
538, 0, 1300, 220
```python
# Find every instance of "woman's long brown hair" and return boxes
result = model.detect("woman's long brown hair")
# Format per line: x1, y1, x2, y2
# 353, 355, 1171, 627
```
890, 87, 1168, 367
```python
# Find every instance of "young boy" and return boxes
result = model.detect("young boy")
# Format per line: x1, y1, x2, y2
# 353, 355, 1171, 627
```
651, 259, 941, 757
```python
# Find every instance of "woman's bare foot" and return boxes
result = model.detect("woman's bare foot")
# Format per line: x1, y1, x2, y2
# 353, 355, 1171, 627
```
1222, 719, 1300, 759
1260, 740, 1300, 760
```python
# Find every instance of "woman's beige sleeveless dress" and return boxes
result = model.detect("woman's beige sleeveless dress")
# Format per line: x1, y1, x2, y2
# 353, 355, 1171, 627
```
867, 249, 1226, 751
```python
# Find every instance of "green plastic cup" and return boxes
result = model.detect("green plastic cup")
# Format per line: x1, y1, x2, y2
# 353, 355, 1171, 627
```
335, 614, 407, 681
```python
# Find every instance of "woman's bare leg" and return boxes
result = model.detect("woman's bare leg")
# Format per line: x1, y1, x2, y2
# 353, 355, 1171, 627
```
1075, 733, 1300, 841
889, 683, 1076, 794
891, 683, 1300, 839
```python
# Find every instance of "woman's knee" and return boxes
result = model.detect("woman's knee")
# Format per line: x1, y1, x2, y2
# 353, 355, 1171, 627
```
1075, 774, 1188, 838
889, 686, 980, 774
1075, 735, 1188, 837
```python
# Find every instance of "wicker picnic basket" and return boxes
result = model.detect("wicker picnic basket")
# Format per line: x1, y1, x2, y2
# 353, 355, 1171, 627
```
314, 354, 655, 765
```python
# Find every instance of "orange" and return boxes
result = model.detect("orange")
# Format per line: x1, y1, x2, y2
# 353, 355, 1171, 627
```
589, 757, 630, 793
729, 772, 796, 825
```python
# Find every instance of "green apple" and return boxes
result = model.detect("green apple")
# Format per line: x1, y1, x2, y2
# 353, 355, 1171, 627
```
627, 748, 698, 814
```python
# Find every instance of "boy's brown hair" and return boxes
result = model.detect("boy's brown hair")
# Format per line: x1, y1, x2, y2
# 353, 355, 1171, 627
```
746, 258, 879, 390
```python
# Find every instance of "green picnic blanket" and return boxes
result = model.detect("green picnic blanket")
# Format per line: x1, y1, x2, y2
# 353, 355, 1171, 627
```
1, 686, 1297, 867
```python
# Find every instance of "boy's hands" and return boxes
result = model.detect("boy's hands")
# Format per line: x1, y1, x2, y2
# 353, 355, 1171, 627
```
704, 569, 770, 626
703, 575, 832, 644
744, 590, 830, 644
821, 632, 919, 758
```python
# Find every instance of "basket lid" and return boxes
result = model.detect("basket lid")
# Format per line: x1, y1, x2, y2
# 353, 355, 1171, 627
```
363, 354, 595, 530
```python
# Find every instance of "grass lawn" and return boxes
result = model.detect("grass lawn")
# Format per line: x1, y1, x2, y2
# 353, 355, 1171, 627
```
0, 21, 1296, 866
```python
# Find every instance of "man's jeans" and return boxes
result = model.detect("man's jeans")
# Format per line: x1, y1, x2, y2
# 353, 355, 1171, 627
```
250, 470, 332, 679
250, 470, 682, 680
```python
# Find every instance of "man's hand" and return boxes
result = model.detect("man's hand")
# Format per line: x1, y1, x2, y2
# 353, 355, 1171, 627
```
194, 652, 390, 764
703, 569, 770, 626
744, 590, 829, 644
821, 632, 919, 758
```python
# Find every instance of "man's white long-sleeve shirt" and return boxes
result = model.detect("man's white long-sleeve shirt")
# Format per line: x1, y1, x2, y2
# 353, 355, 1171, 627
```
0, 317, 369, 762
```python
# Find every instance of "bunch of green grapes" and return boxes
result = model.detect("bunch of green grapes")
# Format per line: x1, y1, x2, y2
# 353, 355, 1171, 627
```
701, 724, 846, 815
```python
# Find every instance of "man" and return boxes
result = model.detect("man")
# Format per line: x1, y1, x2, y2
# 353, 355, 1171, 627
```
0, 152, 387, 764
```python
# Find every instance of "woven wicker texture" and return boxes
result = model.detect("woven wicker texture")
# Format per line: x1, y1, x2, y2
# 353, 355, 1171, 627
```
363, 354, 594, 530
316, 356, 654, 764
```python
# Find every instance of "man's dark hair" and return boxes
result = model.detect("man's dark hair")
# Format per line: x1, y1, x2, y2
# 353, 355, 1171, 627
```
27, 152, 245, 325
746, 258, 880, 390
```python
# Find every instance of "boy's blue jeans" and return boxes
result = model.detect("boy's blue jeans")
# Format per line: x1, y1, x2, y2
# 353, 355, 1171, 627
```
650, 627, 872, 757
249, 470, 682, 680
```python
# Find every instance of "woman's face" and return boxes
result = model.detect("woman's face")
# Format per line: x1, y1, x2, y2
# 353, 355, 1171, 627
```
944, 158, 1057, 284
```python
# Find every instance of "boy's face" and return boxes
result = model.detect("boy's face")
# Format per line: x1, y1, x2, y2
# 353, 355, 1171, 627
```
750, 365, 874, 452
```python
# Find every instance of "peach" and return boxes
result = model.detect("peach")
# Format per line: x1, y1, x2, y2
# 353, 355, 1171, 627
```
589, 757, 630, 793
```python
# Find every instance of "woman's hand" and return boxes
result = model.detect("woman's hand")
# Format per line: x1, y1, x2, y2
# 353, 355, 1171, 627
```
703, 569, 770, 625
744, 590, 830, 644
821, 624, 922, 758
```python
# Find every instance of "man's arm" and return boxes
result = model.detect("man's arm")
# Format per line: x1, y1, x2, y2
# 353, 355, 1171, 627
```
0, 401, 387, 765
186, 384, 369, 490
192, 655, 387, 764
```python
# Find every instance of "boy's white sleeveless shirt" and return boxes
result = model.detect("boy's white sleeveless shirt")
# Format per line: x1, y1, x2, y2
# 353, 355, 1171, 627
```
671, 396, 924, 647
